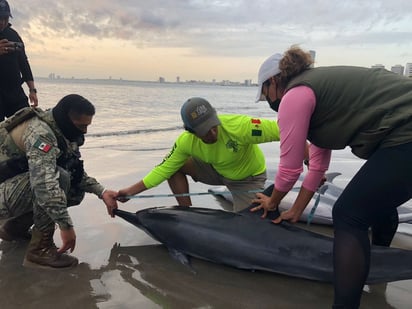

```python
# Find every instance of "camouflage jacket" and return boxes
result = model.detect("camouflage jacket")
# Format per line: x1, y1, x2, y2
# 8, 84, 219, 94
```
0, 108, 105, 229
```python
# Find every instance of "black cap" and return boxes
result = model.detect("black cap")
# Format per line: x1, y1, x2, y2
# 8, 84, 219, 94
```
0, 0, 12, 18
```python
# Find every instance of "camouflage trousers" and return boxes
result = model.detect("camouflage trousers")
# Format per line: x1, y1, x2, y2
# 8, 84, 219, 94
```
0, 167, 84, 232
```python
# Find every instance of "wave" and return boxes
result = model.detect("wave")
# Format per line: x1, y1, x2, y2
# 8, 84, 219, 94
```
88, 126, 182, 138
83, 145, 171, 151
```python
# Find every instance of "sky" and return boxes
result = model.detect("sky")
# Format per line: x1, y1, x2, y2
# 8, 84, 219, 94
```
7, 0, 412, 82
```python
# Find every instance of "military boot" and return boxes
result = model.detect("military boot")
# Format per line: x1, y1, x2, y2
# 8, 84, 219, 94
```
23, 227, 78, 268
0, 212, 33, 241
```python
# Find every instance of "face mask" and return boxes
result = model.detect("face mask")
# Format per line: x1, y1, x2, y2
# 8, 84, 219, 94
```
267, 98, 281, 112
52, 95, 89, 142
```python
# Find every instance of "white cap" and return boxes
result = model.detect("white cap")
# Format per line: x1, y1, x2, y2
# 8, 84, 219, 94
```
255, 53, 282, 103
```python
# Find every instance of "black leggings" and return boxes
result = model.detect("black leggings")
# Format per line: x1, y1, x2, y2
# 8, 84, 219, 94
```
332, 142, 412, 308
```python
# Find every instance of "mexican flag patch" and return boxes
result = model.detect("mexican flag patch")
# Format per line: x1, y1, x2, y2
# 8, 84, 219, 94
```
33, 139, 52, 153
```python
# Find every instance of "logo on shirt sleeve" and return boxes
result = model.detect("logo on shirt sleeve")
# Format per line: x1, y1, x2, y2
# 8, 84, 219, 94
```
251, 119, 262, 136
33, 139, 52, 153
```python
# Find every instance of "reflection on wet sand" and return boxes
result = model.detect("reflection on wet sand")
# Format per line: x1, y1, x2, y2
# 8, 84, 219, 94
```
0, 237, 408, 308
104, 243, 334, 309
0, 240, 98, 309
97, 243, 400, 309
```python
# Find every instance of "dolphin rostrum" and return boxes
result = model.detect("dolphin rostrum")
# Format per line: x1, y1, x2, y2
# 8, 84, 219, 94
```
114, 206, 412, 284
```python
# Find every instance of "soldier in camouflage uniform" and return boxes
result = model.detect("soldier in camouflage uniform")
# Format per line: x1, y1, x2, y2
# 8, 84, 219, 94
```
0, 94, 118, 268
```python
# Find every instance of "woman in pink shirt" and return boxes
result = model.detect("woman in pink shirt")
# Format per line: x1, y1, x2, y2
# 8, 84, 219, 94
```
251, 46, 412, 309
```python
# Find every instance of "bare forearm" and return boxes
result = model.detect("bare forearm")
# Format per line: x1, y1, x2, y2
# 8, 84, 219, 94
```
269, 187, 287, 209
26, 80, 35, 90
119, 180, 148, 197
289, 186, 315, 219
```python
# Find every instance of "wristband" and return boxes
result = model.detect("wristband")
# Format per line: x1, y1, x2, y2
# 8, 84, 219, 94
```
99, 188, 107, 199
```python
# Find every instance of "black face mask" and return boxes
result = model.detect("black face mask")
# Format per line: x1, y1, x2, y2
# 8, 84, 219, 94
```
52, 95, 86, 143
267, 98, 281, 112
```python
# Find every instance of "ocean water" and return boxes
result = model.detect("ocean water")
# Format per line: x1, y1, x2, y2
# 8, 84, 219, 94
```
35, 78, 363, 183
36, 79, 270, 152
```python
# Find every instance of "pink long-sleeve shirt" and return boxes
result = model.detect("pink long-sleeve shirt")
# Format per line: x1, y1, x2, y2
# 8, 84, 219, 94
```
275, 85, 331, 192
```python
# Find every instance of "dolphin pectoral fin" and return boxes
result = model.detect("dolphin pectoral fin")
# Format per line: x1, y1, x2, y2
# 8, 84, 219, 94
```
168, 248, 197, 274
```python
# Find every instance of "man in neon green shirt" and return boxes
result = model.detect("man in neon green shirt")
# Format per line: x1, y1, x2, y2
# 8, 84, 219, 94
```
118, 97, 280, 211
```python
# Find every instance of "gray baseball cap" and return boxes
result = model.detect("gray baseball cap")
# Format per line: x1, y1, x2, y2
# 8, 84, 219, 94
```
180, 97, 221, 136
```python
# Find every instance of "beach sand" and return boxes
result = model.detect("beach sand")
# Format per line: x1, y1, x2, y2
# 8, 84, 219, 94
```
1, 146, 412, 309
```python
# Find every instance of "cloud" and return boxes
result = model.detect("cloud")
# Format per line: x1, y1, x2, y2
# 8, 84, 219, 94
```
7, 0, 412, 80
11, 1, 411, 50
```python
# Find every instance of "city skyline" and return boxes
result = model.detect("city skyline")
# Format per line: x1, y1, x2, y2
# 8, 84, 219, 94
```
43, 59, 412, 84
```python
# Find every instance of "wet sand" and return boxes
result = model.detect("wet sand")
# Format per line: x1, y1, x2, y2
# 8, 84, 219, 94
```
1, 146, 412, 309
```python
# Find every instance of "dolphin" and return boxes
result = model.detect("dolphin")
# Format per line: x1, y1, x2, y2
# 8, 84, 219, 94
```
208, 173, 412, 225
114, 205, 412, 284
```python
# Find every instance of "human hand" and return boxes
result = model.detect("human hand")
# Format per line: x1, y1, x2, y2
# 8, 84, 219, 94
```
0, 39, 14, 55
102, 189, 118, 217
250, 192, 278, 219
58, 227, 76, 254
272, 209, 300, 224
117, 188, 133, 203
29, 92, 38, 107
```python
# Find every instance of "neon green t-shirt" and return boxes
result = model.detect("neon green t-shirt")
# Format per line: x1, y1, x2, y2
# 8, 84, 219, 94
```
143, 114, 280, 188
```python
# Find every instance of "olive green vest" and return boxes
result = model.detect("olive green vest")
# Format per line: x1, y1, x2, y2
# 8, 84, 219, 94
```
285, 66, 412, 159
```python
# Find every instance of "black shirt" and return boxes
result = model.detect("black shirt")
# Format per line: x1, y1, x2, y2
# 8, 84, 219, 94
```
0, 23, 34, 89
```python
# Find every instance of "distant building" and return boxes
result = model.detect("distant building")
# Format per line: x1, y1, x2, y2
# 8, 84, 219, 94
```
244, 79, 252, 86
405, 63, 412, 77
371, 64, 385, 69
391, 65, 404, 75
176, 76, 180, 83
309, 50, 316, 68
159, 77, 165, 83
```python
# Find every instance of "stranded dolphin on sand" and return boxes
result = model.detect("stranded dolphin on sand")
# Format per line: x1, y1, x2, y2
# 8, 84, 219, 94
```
209, 172, 412, 226
114, 206, 412, 284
